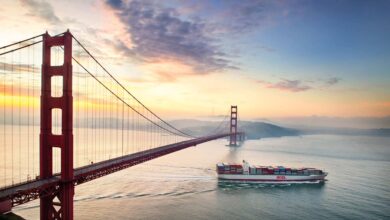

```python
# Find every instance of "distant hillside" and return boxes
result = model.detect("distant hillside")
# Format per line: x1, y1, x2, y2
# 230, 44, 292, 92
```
257, 116, 390, 129
298, 127, 390, 137
240, 121, 300, 139
170, 119, 390, 139
169, 119, 300, 139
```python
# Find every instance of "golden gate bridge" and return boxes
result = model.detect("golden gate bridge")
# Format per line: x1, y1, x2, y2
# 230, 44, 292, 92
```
0, 30, 244, 219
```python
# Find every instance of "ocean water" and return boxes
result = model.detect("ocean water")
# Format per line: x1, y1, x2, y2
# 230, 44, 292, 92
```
13, 135, 390, 219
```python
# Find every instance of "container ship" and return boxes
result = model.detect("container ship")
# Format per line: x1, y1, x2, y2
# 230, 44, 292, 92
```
217, 160, 327, 183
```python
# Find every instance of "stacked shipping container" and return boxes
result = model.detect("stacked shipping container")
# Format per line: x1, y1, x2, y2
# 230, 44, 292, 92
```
217, 163, 323, 176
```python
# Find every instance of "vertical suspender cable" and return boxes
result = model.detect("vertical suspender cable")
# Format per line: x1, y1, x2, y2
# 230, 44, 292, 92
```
84, 55, 88, 163
93, 61, 96, 163
18, 46, 21, 182
3, 56, 6, 186
11, 52, 13, 185
27, 44, 30, 180
103, 82, 106, 160
122, 95, 124, 156
116, 95, 119, 157
132, 103, 134, 154
97, 66, 100, 162
76, 58, 79, 167
32, 42, 35, 178
127, 104, 129, 155
87, 54, 90, 163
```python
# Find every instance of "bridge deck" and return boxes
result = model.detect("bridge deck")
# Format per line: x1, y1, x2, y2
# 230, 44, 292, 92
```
0, 133, 243, 208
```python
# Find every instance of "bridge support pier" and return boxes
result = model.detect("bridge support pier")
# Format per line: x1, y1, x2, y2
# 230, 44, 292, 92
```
40, 31, 74, 220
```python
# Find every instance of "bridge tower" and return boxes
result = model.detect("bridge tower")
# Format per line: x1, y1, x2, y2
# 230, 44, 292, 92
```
40, 31, 74, 220
229, 105, 237, 146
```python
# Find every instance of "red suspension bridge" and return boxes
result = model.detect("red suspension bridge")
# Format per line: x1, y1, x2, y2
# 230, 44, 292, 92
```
0, 31, 244, 219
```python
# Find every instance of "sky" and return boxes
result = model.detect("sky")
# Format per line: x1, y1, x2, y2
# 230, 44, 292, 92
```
0, 0, 390, 124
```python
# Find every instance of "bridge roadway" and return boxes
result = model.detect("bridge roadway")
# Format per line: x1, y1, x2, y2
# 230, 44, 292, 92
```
0, 132, 243, 210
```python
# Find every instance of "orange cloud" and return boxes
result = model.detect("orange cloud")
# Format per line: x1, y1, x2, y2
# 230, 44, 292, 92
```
140, 58, 198, 82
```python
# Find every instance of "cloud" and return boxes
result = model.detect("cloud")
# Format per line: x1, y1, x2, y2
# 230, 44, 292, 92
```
257, 76, 341, 92
139, 58, 199, 82
219, 1, 268, 32
257, 79, 312, 92
104, 0, 233, 76
258, 45, 276, 53
0, 62, 39, 73
0, 83, 30, 97
210, 0, 298, 34
325, 77, 341, 86
19, 0, 60, 24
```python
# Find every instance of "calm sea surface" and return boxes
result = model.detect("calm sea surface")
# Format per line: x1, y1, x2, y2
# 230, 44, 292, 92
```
13, 135, 390, 219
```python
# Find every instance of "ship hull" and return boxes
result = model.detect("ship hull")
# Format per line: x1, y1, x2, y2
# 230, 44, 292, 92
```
218, 173, 327, 182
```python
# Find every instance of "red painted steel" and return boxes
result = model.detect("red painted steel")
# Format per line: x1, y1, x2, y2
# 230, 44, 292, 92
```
230, 106, 237, 146
0, 199, 11, 214
40, 31, 74, 220
0, 30, 245, 218
0, 133, 245, 209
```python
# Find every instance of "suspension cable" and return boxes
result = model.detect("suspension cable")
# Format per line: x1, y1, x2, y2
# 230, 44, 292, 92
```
71, 55, 192, 138
71, 34, 195, 138
0, 41, 43, 56
0, 33, 43, 50
0, 32, 67, 56
210, 109, 230, 134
